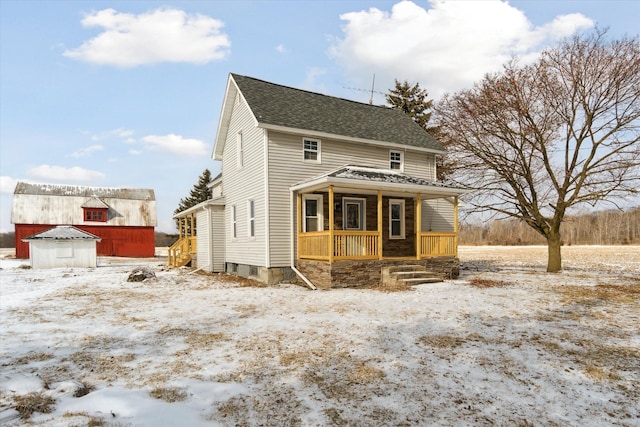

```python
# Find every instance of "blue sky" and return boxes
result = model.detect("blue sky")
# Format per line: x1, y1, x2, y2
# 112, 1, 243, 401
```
1, 0, 638, 233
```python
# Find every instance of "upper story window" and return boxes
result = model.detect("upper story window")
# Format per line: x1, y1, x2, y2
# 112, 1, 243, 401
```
236, 131, 244, 168
390, 150, 403, 171
303, 138, 321, 163
83, 208, 107, 222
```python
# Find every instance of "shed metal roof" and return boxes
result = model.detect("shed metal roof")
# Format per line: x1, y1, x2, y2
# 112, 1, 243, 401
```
230, 74, 444, 152
22, 226, 102, 241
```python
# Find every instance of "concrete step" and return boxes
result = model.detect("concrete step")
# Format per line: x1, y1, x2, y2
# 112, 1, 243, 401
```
400, 277, 443, 285
386, 264, 426, 273
392, 271, 441, 280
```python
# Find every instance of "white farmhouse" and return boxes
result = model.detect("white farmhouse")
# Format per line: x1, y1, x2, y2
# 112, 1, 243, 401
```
171, 74, 469, 289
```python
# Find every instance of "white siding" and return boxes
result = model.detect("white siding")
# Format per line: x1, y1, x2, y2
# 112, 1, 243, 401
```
211, 207, 225, 272
422, 198, 455, 232
28, 240, 98, 269
12, 195, 156, 227
196, 209, 211, 270
221, 95, 267, 266
267, 131, 438, 266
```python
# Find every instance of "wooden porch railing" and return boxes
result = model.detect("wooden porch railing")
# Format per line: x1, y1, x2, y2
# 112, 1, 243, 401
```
334, 231, 379, 259
298, 231, 379, 260
420, 232, 457, 257
168, 236, 197, 267
298, 231, 457, 261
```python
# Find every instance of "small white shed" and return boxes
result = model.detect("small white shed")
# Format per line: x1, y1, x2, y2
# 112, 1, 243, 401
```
22, 226, 102, 269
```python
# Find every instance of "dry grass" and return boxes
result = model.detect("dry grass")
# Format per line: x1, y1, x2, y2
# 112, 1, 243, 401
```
199, 271, 267, 287
9, 351, 54, 365
466, 278, 512, 288
67, 350, 136, 382
149, 386, 188, 402
347, 362, 386, 384
184, 331, 228, 348
12, 392, 56, 419
418, 334, 466, 349
558, 283, 640, 304
63, 412, 106, 426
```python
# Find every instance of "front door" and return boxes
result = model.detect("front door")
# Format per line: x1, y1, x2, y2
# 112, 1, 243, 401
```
343, 198, 365, 231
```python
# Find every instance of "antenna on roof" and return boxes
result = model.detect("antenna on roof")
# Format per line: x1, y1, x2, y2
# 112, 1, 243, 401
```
369, 73, 376, 105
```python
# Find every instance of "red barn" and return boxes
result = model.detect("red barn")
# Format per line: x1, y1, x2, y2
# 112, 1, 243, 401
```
11, 182, 156, 259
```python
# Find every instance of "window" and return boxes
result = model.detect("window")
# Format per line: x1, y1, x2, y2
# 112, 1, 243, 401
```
343, 198, 366, 230
56, 242, 73, 258
248, 199, 255, 237
232, 205, 237, 238
83, 208, 107, 222
302, 194, 323, 232
303, 138, 320, 163
390, 150, 403, 171
236, 131, 244, 168
389, 199, 405, 239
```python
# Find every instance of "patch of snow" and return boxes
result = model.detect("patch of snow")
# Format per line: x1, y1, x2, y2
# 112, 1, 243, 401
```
0, 246, 638, 426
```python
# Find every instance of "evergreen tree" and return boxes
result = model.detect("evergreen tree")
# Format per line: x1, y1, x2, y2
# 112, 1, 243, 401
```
174, 169, 213, 232
385, 79, 433, 131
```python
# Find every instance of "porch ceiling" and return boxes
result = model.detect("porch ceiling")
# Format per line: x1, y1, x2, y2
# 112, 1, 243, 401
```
291, 165, 470, 198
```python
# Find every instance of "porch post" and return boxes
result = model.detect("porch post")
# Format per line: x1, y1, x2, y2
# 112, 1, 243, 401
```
296, 192, 302, 260
415, 193, 422, 260
180, 218, 184, 239
377, 190, 383, 260
329, 185, 334, 263
454, 196, 459, 257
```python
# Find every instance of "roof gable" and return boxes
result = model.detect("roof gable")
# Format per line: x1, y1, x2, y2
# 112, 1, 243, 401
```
213, 73, 444, 159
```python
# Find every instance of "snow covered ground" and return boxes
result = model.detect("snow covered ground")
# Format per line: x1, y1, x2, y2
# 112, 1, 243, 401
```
1, 246, 638, 426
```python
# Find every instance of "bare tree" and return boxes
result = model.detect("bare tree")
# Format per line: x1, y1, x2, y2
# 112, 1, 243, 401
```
436, 30, 640, 272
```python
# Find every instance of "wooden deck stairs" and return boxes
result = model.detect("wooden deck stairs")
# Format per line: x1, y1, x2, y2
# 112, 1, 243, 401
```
167, 236, 196, 268
382, 265, 444, 287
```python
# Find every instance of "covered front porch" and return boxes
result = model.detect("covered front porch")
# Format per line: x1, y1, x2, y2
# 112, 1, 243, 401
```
292, 166, 467, 288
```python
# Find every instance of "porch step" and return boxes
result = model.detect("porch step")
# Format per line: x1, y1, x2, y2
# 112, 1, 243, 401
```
400, 277, 443, 285
383, 264, 444, 287
386, 264, 426, 273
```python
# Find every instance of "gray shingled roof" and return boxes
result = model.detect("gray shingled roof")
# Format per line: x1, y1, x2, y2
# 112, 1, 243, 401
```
23, 226, 101, 241
231, 74, 444, 152
14, 182, 155, 200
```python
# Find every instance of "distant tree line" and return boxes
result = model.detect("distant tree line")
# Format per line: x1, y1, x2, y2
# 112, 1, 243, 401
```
460, 207, 640, 246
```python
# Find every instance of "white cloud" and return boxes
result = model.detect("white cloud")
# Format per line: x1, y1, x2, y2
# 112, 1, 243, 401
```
129, 149, 143, 155
330, 0, 594, 98
276, 44, 289, 54
85, 128, 134, 141
0, 176, 20, 194
28, 165, 106, 182
64, 8, 231, 67
70, 144, 104, 158
140, 134, 207, 156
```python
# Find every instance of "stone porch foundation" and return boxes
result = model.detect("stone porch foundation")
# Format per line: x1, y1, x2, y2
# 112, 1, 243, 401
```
296, 257, 460, 289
